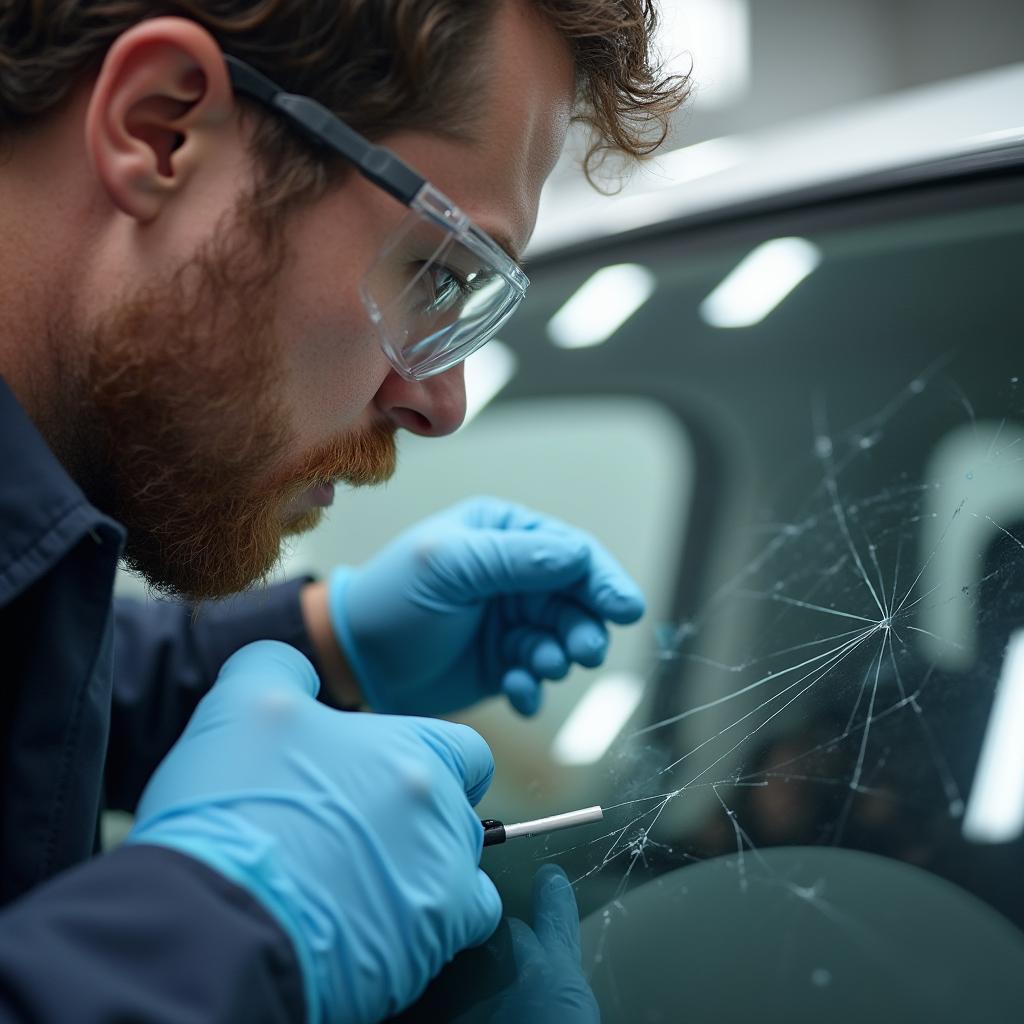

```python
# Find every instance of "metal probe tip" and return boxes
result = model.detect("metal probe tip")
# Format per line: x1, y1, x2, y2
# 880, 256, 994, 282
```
481, 805, 604, 847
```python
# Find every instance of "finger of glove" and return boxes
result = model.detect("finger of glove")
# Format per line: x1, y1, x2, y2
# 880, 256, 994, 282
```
446, 499, 646, 621
531, 865, 582, 962
214, 640, 321, 700
520, 596, 609, 668
505, 918, 543, 966
502, 627, 570, 680
432, 528, 591, 601
447, 496, 548, 532
567, 541, 647, 625
419, 720, 496, 807
465, 870, 504, 948
501, 667, 543, 717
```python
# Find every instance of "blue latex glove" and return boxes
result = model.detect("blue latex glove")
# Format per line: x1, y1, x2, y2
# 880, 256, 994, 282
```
328, 497, 646, 716
453, 865, 599, 1024
125, 640, 501, 1024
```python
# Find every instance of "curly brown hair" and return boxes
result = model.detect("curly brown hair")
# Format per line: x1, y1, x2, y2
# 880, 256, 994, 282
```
0, 1, 690, 209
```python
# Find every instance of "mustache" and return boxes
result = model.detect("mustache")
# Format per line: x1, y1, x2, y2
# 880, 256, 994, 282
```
287, 420, 398, 491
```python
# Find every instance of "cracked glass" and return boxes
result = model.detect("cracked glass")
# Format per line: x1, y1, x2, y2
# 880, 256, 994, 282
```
383, 168, 1024, 1022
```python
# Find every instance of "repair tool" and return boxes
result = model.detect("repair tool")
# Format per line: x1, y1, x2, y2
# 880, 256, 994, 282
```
481, 805, 604, 847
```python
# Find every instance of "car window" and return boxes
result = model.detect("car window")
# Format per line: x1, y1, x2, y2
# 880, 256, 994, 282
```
451, 174, 1024, 1021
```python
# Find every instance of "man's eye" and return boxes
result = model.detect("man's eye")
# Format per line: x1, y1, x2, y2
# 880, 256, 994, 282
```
425, 264, 468, 303
418, 263, 472, 314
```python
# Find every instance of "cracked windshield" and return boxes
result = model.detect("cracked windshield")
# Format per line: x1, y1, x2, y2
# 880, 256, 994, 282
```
283, 177, 1024, 1021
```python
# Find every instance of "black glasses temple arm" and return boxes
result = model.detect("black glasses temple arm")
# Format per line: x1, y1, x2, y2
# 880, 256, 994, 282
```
223, 55, 424, 207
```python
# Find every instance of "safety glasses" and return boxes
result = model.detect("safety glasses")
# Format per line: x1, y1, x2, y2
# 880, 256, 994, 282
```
225, 55, 529, 381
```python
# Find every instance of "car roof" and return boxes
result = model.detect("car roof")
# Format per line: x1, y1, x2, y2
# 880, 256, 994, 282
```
528, 62, 1024, 259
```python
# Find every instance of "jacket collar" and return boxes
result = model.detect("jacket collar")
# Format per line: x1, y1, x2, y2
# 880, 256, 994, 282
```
0, 376, 124, 605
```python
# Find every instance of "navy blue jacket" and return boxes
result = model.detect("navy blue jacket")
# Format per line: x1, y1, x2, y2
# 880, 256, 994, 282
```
0, 377, 316, 1022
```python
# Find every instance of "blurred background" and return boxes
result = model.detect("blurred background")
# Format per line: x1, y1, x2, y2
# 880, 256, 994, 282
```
545, 0, 1024, 199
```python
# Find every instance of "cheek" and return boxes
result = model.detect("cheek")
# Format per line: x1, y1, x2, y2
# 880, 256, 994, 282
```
276, 287, 390, 447
269, 181, 401, 447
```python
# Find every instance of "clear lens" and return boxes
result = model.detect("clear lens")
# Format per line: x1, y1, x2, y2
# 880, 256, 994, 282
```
360, 186, 528, 380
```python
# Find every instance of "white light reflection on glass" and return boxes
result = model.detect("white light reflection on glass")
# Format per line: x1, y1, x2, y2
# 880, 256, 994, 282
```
460, 340, 517, 429
548, 265, 656, 350
963, 630, 1024, 844
553, 673, 646, 765
700, 237, 821, 329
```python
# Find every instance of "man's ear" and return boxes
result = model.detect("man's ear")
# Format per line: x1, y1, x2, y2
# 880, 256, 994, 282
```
84, 17, 235, 223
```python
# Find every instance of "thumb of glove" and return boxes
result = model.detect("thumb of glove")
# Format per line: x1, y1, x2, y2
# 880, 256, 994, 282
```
531, 865, 582, 961
214, 639, 322, 701
431, 529, 592, 601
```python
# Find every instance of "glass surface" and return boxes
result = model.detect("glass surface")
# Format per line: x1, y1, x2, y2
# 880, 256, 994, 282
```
391, 173, 1024, 1020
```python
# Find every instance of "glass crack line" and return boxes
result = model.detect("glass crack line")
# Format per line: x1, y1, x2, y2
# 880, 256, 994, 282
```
632, 624, 880, 738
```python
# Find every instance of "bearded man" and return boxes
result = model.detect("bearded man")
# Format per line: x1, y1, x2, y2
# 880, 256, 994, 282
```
0, 2, 686, 1021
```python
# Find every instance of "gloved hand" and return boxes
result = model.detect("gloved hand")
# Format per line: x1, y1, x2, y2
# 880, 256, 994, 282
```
452, 864, 599, 1024
328, 497, 646, 717
125, 640, 502, 1024
392, 864, 598, 1024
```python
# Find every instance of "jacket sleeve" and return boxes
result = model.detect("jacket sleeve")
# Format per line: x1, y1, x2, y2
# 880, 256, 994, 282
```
106, 576, 321, 813
0, 844, 305, 1024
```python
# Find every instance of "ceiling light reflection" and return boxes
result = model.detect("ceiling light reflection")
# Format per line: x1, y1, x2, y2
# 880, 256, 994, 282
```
552, 672, 646, 765
460, 339, 517, 429
548, 264, 656, 350
963, 630, 1024, 844
700, 236, 821, 328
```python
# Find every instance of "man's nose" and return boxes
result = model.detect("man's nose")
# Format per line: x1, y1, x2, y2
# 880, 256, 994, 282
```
374, 362, 467, 437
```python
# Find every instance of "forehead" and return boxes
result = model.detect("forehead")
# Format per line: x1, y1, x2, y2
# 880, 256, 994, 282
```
380, 1, 575, 261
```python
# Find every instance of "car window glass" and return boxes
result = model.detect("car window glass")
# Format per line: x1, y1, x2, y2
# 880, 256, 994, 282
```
468, 184, 1024, 1022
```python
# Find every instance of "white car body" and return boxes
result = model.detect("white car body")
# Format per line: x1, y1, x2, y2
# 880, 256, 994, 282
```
529, 62, 1024, 257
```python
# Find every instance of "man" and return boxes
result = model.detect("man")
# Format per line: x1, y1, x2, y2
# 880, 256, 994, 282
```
0, 2, 686, 1021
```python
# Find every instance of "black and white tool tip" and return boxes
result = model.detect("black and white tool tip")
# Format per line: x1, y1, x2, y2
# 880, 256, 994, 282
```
481, 805, 604, 847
